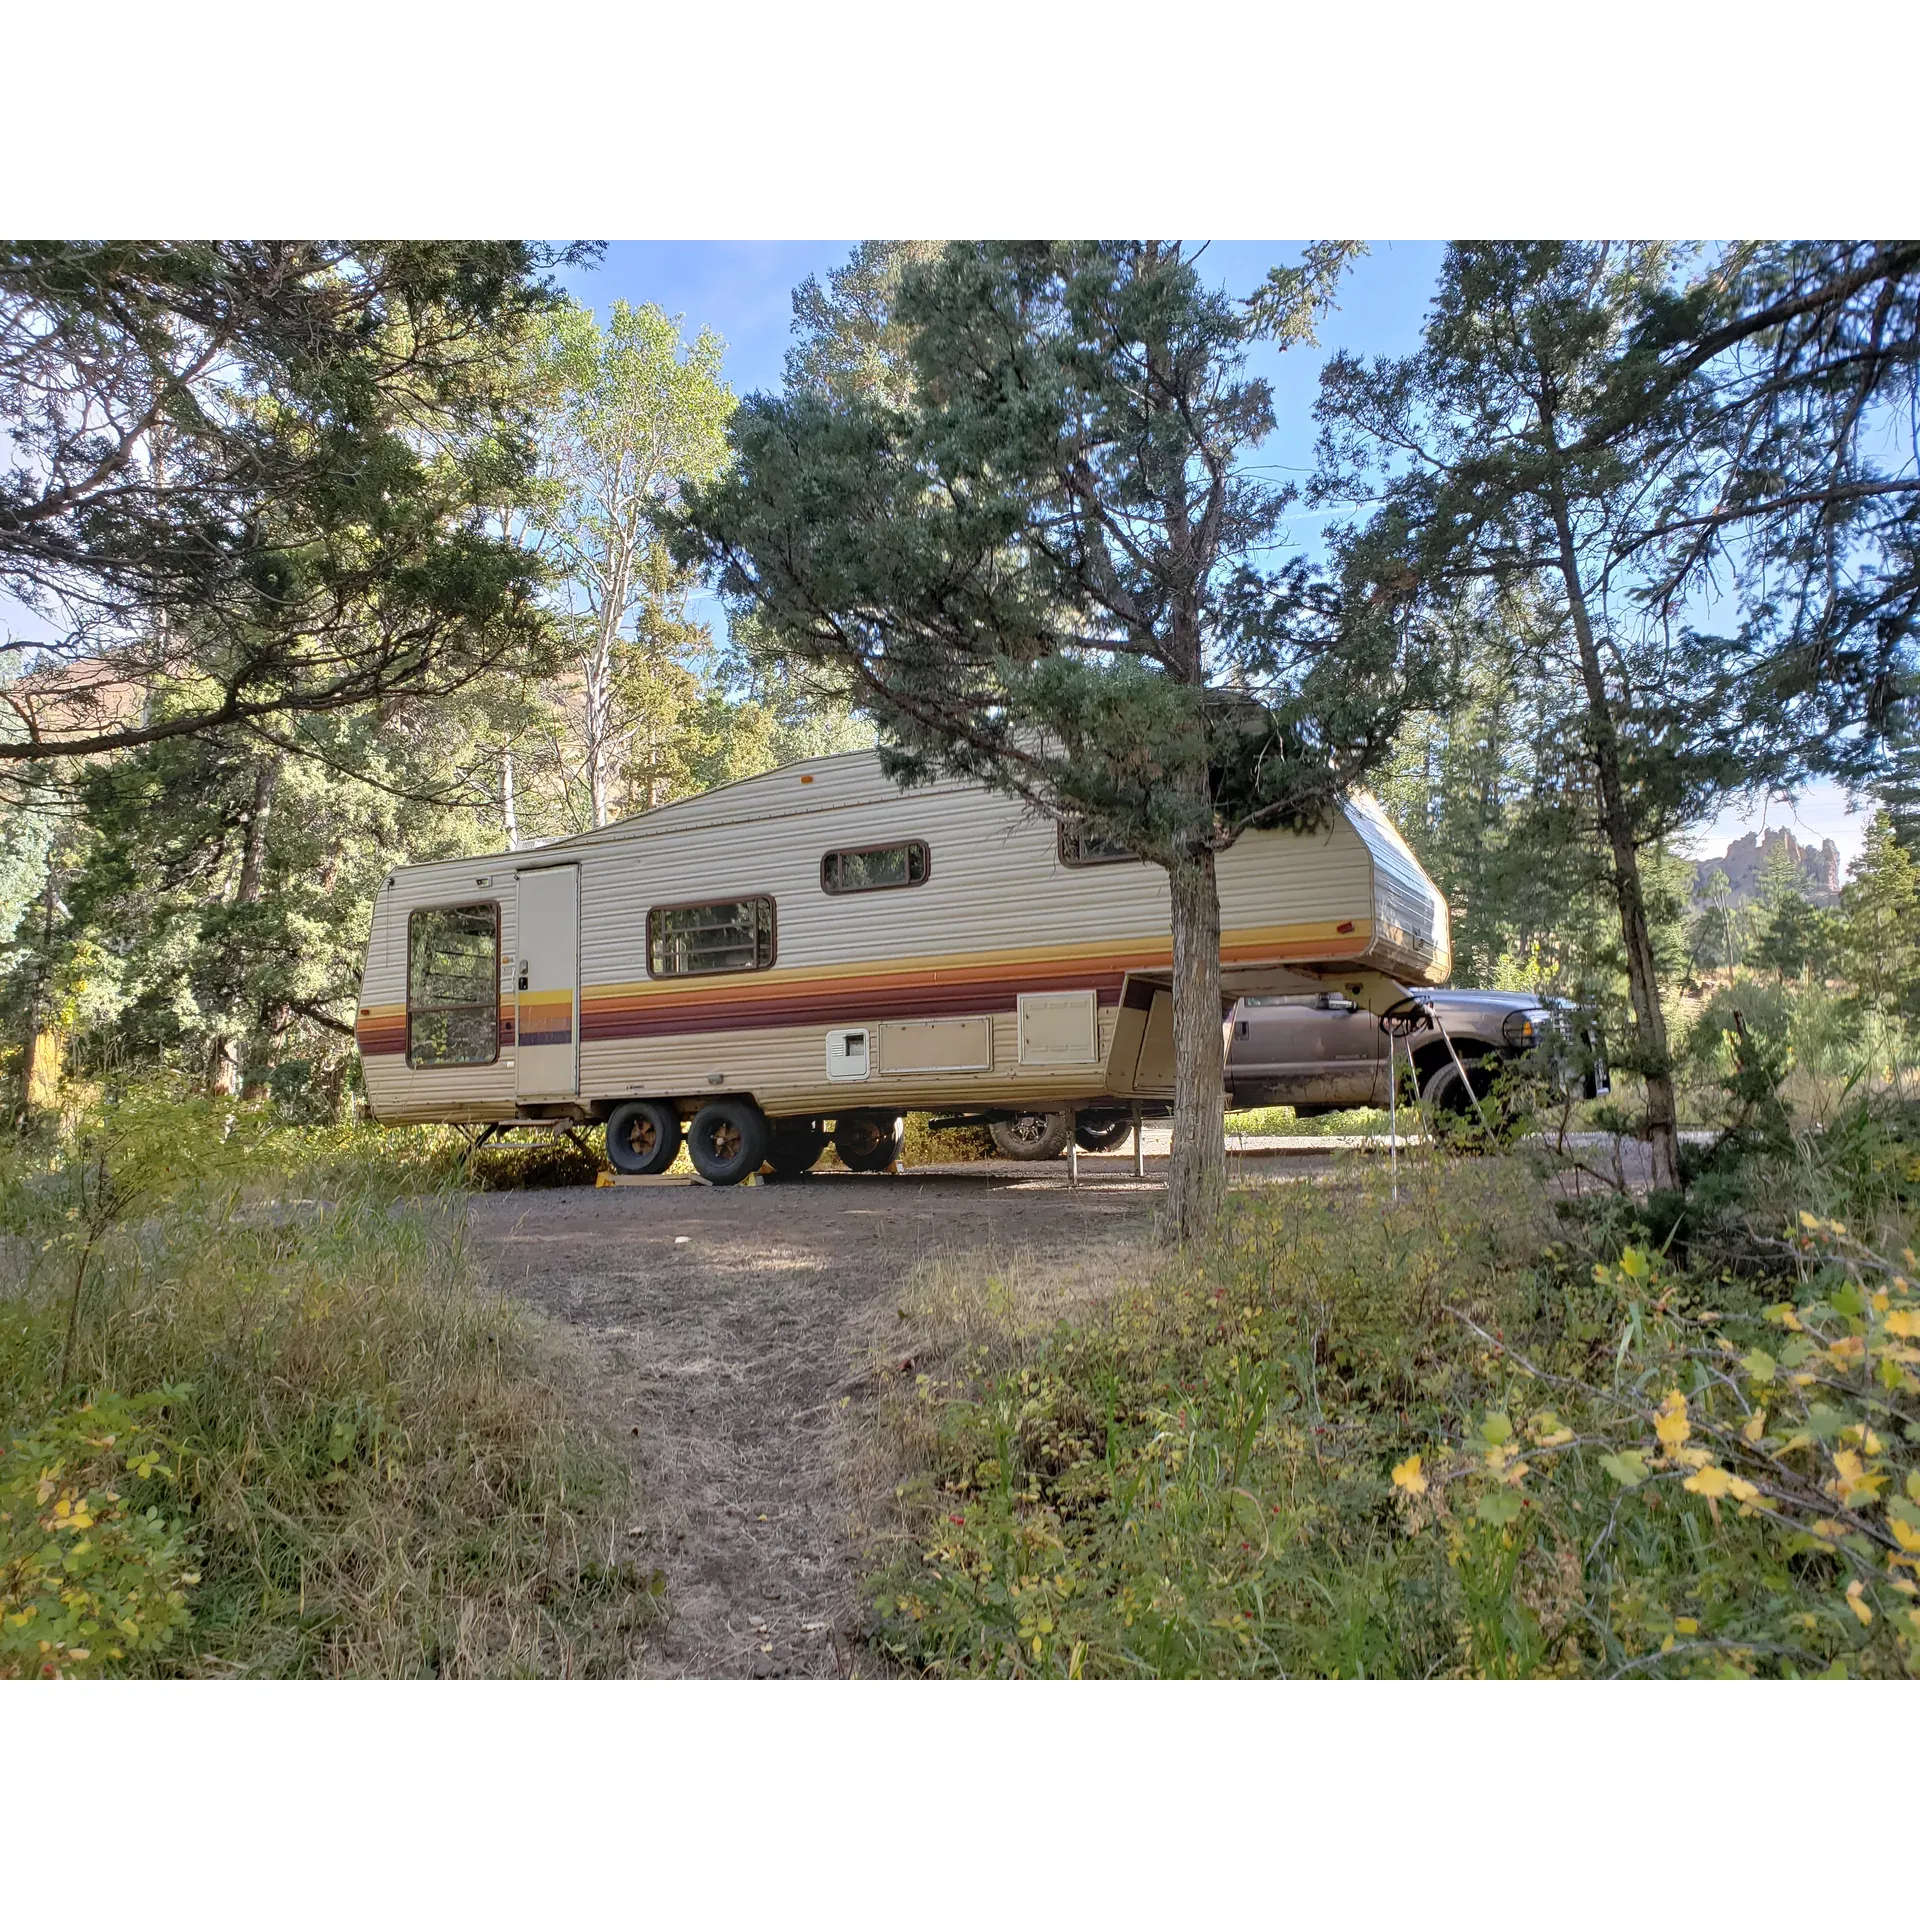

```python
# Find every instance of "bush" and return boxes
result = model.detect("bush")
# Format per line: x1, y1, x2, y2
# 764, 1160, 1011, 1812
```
1, 1390, 197, 1678
0, 1084, 655, 1677
869, 1158, 1920, 1677
901, 1114, 996, 1165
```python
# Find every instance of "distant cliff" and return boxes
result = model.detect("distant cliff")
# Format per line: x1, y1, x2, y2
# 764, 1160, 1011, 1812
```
1692, 827, 1841, 907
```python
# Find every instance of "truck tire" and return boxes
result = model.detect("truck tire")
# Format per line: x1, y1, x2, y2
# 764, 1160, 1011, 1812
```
833, 1110, 903, 1173
1073, 1112, 1134, 1153
606, 1099, 681, 1176
988, 1112, 1071, 1161
765, 1116, 828, 1176
686, 1099, 772, 1185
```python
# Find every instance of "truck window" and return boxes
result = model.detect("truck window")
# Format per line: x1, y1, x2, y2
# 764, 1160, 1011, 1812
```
648, 896, 776, 977
407, 904, 500, 1067
821, 841, 929, 895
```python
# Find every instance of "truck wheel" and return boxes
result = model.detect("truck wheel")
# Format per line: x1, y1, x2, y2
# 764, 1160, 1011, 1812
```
606, 1099, 681, 1176
765, 1117, 828, 1176
1073, 1112, 1133, 1153
988, 1112, 1070, 1161
833, 1110, 903, 1173
1420, 1057, 1518, 1142
686, 1099, 772, 1185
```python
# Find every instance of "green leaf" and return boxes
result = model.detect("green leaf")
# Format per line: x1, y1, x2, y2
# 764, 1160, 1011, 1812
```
1807, 1403, 1846, 1440
1475, 1487, 1522, 1525
1741, 1348, 1777, 1385
1480, 1411, 1513, 1446
1599, 1450, 1651, 1488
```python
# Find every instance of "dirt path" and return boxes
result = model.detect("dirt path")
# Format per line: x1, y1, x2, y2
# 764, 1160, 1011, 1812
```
465, 1168, 1189, 1677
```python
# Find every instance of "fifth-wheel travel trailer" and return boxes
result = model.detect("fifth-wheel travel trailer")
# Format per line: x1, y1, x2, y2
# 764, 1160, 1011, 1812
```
354, 750, 1450, 1183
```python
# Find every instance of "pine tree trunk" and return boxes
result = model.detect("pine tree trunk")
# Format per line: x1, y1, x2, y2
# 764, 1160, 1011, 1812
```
1165, 846, 1228, 1241
208, 755, 281, 1099
242, 1002, 291, 1104
1550, 495, 1680, 1190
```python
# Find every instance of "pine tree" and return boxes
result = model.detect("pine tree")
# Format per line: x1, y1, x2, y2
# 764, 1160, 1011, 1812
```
680, 241, 1418, 1236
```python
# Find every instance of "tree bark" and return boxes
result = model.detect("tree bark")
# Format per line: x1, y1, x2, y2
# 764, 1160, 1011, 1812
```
501, 745, 519, 850
1549, 492, 1681, 1190
207, 753, 281, 1099
1166, 844, 1228, 1241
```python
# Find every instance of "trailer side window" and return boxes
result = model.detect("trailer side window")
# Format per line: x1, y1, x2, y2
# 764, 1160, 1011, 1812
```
407, 904, 499, 1068
821, 840, 929, 895
647, 896, 776, 977
1058, 820, 1136, 867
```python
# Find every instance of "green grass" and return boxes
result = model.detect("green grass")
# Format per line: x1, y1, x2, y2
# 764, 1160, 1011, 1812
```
1, 1088, 655, 1677
869, 1153, 1920, 1679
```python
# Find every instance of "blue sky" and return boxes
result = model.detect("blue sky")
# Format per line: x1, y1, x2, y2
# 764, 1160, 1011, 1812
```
563, 241, 1869, 868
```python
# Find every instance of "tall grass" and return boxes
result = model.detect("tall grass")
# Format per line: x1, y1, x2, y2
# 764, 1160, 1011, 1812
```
869, 1152, 1920, 1678
1, 1088, 655, 1678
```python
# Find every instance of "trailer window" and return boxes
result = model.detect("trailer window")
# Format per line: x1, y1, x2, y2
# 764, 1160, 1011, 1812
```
821, 840, 929, 895
407, 904, 499, 1068
1058, 820, 1136, 867
648, 896, 776, 977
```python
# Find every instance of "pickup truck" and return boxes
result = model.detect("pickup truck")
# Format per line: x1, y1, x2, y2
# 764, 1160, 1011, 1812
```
985, 987, 1607, 1159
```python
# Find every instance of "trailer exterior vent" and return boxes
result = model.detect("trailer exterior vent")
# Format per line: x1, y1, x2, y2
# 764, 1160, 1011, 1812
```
825, 1027, 870, 1081
1017, 990, 1099, 1065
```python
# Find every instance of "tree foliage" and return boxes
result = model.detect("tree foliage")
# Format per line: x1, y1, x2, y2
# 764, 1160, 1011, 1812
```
0, 240, 589, 769
679, 239, 1419, 1232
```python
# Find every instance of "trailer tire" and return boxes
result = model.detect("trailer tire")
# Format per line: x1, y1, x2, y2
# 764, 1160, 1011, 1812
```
606, 1099, 681, 1176
988, 1112, 1071, 1161
1073, 1111, 1134, 1153
765, 1116, 828, 1176
686, 1099, 772, 1185
834, 1110, 903, 1173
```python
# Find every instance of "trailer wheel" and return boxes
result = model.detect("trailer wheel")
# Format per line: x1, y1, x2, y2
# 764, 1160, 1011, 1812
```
765, 1116, 828, 1176
606, 1099, 681, 1176
686, 1099, 772, 1185
988, 1112, 1070, 1161
834, 1110, 903, 1173
1073, 1111, 1134, 1153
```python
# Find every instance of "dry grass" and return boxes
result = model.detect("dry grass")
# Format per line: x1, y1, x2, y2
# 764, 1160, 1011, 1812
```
1, 1105, 660, 1678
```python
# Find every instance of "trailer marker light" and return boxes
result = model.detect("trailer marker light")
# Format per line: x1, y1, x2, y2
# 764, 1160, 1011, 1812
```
1336, 920, 1355, 934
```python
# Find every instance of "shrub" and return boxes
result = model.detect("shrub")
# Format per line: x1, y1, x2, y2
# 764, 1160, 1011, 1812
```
0, 1084, 655, 1678
1, 1390, 197, 1678
869, 1159, 1919, 1677
1400, 1223, 1920, 1677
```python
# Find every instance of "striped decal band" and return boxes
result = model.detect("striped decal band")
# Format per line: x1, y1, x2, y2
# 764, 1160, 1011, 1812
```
355, 921, 1376, 1061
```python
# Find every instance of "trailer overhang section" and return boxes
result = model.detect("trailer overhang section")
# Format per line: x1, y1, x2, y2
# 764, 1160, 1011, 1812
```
353, 752, 1450, 1125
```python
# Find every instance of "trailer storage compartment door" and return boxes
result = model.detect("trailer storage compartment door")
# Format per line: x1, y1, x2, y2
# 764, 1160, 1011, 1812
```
515, 865, 579, 1100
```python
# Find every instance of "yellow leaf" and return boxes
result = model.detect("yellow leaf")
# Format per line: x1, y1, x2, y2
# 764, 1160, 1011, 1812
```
1684, 1464, 1755, 1504
1890, 1518, 1920, 1553
1673, 1617, 1699, 1635
1391, 1455, 1428, 1498
1799, 1210, 1820, 1230
1743, 1410, 1767, 1445
1654, 1391, 1691, 1453
1620, 1246, 1649, 1279
1884, 1309, 1920, 1338
1846, 1581, 1872, 1626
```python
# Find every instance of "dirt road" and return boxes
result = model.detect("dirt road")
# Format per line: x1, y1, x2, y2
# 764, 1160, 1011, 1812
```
464, 1123, 1668, 1676
466, 1167, 1187, 1677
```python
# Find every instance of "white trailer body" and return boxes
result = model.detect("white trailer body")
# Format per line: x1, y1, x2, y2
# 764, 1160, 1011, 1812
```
354, 750, 1449, 1129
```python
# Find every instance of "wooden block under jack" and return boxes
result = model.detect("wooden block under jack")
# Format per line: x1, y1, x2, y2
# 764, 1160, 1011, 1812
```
595, 1171, 760, 1188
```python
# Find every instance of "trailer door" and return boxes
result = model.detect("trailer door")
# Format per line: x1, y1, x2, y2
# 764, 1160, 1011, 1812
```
514, 864, 580, 1100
